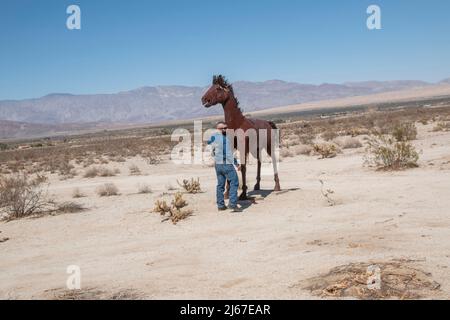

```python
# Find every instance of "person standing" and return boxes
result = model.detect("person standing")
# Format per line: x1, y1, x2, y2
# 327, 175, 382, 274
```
207, 122, 242, 212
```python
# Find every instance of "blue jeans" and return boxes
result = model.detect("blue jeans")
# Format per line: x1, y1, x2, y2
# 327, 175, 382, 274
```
215, 164, 239, 208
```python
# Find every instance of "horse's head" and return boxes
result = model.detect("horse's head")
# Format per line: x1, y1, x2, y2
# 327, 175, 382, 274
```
201, 75, 233, 108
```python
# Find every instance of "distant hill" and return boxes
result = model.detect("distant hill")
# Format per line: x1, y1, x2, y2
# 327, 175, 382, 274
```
0, 78, 447, 139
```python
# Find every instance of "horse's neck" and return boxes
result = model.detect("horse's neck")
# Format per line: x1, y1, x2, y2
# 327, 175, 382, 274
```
222, 97, 245, 129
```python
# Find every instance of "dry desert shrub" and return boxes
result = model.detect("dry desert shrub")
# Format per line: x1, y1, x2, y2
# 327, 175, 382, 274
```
313, 143, 338, 159
50, 287, 142, 300
129, 164, 141, 176
153, 199, 171, 215
432, 121, 450, 132
84, 166, 116, 178
346, 127, 370, 137
364, 135, 419, 170
84, 166, 99, 178
283, 135, 301, 148
293, 144, 313, 156
299, 133, 315, 145
333, 137, 363, 149
153, 192, 193, 224
280, 148, 294, 158
178, 178, 201, 194
0, 173, 53, 220
300, 260, 440, 299
321, 130, 338, 141
100, 167, 117, 177
137, 183, 152, 194
96, 183, 120, 197
171, 192, 187, 209
391, 122, 417, 141
165, 183, 177, 191
72, 188, 86, 198
143, 152, 162, 165
55, 201, 86, 214
170, 208, 194, 225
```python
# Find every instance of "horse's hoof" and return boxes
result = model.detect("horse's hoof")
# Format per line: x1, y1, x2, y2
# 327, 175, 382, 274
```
274, 186, 281, 192
239, 194, 248, 201
254, 184, 260, 191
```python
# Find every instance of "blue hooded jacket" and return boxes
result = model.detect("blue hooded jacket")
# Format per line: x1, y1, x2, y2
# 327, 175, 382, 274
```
207, 132, 239, 166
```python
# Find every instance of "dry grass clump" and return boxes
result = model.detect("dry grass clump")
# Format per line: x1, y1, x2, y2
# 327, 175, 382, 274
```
50, 287, 142, 300
137, 183, 152, 194
0, 173, 53, 220
280, 148, 294, 158
153, 192, 193, 224
293, 144, 313, 156
84, 166, 116, 178
300, 260, 440, 299
170, 208, 194, 225
178, 178, 201, 194
282, 135, 301, 148
84, 167, 99, 178
165, 183, 177, 191
321, 130, 338, 141
171, 192, 188, 210
364, 135, 419, 170
55, 201, 86, 214
432, 121, 450, 132
72, 188, 86, 198
99, 167, 117, 177
143, 153, 162, 165
313, 143, 338, 159
346, 127, 370, 137
153, 199, 171, 215
333, 137, 363, 149
129, 164, 142, 176
391, 122, 417, 141
96, 183, 120, 197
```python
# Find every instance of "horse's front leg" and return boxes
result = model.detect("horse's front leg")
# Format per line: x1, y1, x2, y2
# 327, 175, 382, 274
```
239, 164, 248, 200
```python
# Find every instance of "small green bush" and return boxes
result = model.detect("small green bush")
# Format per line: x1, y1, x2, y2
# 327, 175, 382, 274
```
364, 135, 419, 170
391, 122, 417, 142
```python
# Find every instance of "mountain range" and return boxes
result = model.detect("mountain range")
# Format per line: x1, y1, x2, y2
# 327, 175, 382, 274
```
1, 78, 449, 139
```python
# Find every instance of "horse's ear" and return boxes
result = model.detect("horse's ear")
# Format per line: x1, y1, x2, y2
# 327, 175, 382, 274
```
212, 75, 218, 85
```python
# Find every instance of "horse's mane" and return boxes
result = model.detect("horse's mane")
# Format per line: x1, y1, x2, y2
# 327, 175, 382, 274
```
213, 74, 242, 112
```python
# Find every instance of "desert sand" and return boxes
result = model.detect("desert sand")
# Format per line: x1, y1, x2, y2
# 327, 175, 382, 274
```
0, 123, 449, 299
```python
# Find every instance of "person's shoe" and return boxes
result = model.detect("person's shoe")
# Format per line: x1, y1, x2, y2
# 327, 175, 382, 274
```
218, 206, 228, 211
229, 207, 243, 213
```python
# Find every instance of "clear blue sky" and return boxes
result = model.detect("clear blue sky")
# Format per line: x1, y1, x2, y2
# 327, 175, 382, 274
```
1, 0, 449, 100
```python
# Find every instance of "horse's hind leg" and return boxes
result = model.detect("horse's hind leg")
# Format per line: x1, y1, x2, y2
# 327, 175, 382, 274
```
270, 149, 281, 192
254, 151, 261, 191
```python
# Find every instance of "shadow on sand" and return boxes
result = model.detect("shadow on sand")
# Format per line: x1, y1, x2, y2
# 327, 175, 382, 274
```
238, 188, 300, 210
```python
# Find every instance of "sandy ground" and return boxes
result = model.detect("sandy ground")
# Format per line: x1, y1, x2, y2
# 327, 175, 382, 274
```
0, 123, 449, 300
